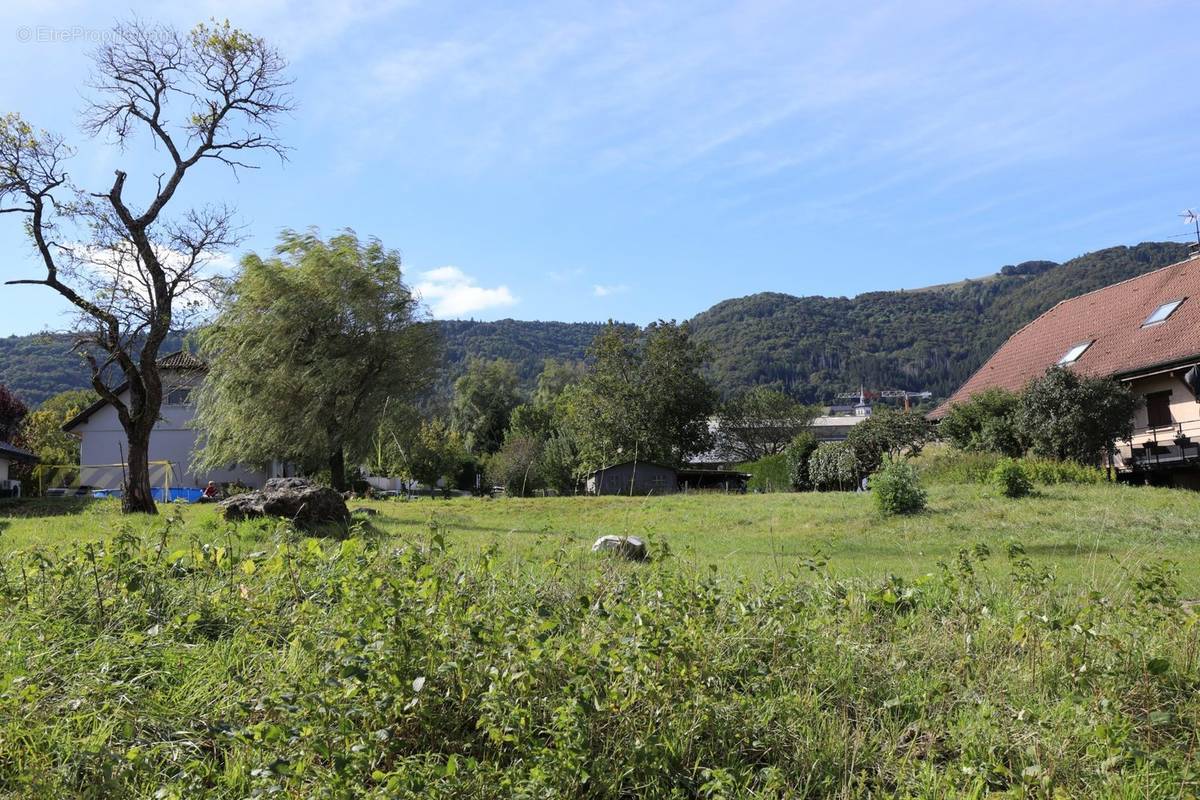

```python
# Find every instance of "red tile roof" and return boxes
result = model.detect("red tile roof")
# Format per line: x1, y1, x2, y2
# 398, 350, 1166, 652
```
932, 255, 1200, 418
156, 350, 207, 371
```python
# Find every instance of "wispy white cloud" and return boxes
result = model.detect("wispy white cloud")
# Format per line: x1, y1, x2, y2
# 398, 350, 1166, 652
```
330, 1, 1188, 191
415, 266, 517, 318
592, 283, 628, 297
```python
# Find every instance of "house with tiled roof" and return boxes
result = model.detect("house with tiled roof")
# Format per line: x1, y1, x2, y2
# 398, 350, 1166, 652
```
62, 351, 276, 493
932, 252, 1200, 488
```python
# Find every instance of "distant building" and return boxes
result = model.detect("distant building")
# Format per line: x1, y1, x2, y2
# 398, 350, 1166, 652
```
586, 461, 679, 495
810, 414, 868, 441
932, 253, 1200, 488
62, 352, 279, 491
585, 460, 750, 495
0, 441, 37, 497
852, 387, 872, 417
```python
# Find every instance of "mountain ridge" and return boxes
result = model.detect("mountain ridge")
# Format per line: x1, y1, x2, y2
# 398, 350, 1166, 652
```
1, 241, 1191, 407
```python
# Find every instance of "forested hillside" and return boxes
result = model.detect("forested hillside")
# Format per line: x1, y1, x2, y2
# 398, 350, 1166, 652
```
690, 241, 1190, 401
0, 324, 620, 408
1, 241, 1190, 407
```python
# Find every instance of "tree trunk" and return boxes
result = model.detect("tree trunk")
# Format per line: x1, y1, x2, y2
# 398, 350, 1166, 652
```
122, 424, 158, 514
329, 447, 346, 492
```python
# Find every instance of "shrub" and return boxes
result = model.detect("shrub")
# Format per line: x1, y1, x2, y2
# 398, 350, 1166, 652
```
917, 448, 1002, 485
1017, 367, 1136, 464
940, 387, 1024, 456
742, 453, 791, 492
808, 441, 859, 491
845, 409, 932, 475
1021, 457, 1105, 485
784, 431, 819, 490
919, 449, 1104, 487
991, 458, 1033, 498
870, 459, 927, 515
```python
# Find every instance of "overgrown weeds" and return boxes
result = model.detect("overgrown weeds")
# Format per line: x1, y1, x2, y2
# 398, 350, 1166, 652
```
0, 518, 1198, 797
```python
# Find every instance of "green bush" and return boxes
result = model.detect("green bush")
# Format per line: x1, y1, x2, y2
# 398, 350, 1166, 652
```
808, 441, 860, 491
939, 388, 1024, 456
991, 458, 1033, 498
870, 459, 927, 515
784, 431, 819, 490
742, 453, 791, 492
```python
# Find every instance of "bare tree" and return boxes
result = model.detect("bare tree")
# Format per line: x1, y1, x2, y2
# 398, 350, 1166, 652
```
0, 20, 291, 513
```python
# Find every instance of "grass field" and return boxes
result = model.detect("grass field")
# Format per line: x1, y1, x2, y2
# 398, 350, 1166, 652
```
2, 482, 1200, 796
3, 482, 1199, 591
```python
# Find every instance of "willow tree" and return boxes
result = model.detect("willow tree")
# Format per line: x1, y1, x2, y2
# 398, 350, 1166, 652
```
193, 230, 440, 491
0, 19, 291, 513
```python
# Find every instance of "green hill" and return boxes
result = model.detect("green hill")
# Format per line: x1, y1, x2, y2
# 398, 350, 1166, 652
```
1, 241, 1190, 407
690, 241, 1190, 401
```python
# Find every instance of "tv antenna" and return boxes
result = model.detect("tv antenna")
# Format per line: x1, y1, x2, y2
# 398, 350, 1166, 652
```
1182, 209, 1200, 247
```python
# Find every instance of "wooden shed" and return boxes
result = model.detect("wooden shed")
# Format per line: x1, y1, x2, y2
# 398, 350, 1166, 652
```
585, 461, 678, 496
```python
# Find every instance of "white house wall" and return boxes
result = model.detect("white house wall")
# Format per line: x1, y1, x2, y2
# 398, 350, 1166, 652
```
72, 371, 267, 490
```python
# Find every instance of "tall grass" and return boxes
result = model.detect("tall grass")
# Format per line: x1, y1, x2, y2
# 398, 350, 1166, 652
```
0, 519, 1197, 797
918, 449, 1105, 486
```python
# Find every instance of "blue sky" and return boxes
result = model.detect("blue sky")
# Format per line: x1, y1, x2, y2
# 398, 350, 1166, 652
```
2, 0, 1199, 335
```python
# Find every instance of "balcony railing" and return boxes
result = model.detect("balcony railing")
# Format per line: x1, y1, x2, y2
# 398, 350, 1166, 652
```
1114, 417, 1200, 472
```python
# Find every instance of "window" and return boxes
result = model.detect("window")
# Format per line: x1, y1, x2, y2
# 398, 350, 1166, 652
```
1057, 340, 1093, 365
1142, 298, 1185, 327
165, 387, 192, 406
1146, 391, 1173, 428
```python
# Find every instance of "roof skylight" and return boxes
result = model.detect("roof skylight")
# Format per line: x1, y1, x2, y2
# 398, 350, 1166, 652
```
1142, 298, 1185, 327
1058, 340, 1092, 365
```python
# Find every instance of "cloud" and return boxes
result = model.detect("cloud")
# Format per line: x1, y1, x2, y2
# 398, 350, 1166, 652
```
416, 266, 517, 318
592, 283, 628, 297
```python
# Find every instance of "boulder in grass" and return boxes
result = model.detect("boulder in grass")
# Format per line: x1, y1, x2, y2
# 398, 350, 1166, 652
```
591, 535, 648, 561
219, 477, 350, 528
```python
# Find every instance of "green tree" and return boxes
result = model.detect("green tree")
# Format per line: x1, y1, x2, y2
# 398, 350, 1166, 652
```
715, 387, 820, 462
784, 431, 819, 491
532, 358, 586, 407
940, 388, 1024, 456
1017, 367, 1136, 465
405, 419, 466, 498
194, 230, 439, 491
20, 389, 93, 491
846, 409, 932, 476
451, 358, 522, 456
0, 20, 291, 513
808, 441, 860, 491
487, 434, 545, 496
538, 430, 582, 495
568, 321, 717, 469
365, 401, 423, 480
499, 359, 585, 495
